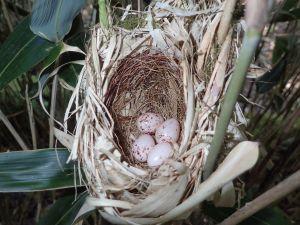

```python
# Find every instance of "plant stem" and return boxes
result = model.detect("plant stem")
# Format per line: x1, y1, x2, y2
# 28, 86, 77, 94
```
49, 75, 58, 148
204, 29, 261, 179
98, 0, 109, 28
217, 0, 237, 44
218, 169, 300, 225
0, 109, 28, 150
25, 85, 37, 149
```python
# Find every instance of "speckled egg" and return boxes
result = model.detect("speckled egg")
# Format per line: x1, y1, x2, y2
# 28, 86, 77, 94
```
155, 118, 180, 143
137, 113, 164, 134
131, 134, 155, 162
147, 143, 173, 167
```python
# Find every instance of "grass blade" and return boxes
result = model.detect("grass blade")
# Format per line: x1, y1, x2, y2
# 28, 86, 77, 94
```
30, 0, 85, 42
0, 148, 79, 192
37, 192, 89, 225
0, 17, 63, 90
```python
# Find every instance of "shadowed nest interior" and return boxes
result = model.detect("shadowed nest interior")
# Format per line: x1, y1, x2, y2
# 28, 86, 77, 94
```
105, 51, 185, 165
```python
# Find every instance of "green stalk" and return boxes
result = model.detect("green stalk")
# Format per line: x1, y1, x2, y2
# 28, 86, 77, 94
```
203, 29, 261, 179
98, 0, 109, 28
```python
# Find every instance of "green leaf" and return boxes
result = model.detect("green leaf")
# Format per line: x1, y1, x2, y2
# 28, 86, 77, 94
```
37, 192, 89, 225
0, 148, 79, 192
0, 17, 63, 90
57, 32, 86, 88
30, 0, 86, 42
203, 203, 293, 225
59, 64, 82, 88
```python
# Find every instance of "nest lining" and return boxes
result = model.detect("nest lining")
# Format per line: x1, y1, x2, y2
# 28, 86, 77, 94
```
105, 51, 185, 165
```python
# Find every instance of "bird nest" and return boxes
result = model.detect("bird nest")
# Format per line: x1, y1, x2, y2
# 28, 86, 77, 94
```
104, 52, 185, 164
60, 0, 251, 224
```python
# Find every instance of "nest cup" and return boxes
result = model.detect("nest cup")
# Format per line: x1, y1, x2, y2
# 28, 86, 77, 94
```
105, 51, 185, 164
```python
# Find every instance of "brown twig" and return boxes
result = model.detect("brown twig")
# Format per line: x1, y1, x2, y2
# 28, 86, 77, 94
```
218, 169, 300, 225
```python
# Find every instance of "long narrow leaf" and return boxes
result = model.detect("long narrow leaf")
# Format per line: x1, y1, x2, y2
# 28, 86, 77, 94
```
0, 17, 63, 90
59, 64, 82, 88
0, 148, 79, 192
37, 192, 89, 225
30, 0, 86, 42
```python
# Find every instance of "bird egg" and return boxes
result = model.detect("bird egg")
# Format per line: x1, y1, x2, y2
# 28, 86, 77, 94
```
147, 143, 173, 167
137, 113, 164, 134
155, 118, 180, 143
131, 134, 155, 162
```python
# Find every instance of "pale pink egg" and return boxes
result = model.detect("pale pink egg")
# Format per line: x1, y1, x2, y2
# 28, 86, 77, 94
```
131, 134, 155, 162
155, 118, 180, 143
147, 143, 173, 167
137, 113, 164, 134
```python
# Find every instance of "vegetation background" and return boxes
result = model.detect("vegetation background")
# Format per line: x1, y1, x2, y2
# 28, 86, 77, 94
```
0, 0, 299, 224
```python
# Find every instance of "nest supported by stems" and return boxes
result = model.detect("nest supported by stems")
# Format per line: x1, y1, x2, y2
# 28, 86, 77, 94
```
61, 0, 249, 224
105, 52, 185, 164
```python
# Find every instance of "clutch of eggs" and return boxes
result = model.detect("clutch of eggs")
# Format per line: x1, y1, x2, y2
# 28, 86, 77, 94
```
132, 113, 180, 167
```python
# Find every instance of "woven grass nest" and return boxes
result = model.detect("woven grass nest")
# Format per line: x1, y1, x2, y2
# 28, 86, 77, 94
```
62, 0, 252, 224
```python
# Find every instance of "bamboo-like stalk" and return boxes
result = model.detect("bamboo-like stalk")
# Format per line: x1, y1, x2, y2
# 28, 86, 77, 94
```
204, 0, 272, 179
204, 30, 261, 179
218, 169, 300, 225
98, 0, 109, 28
